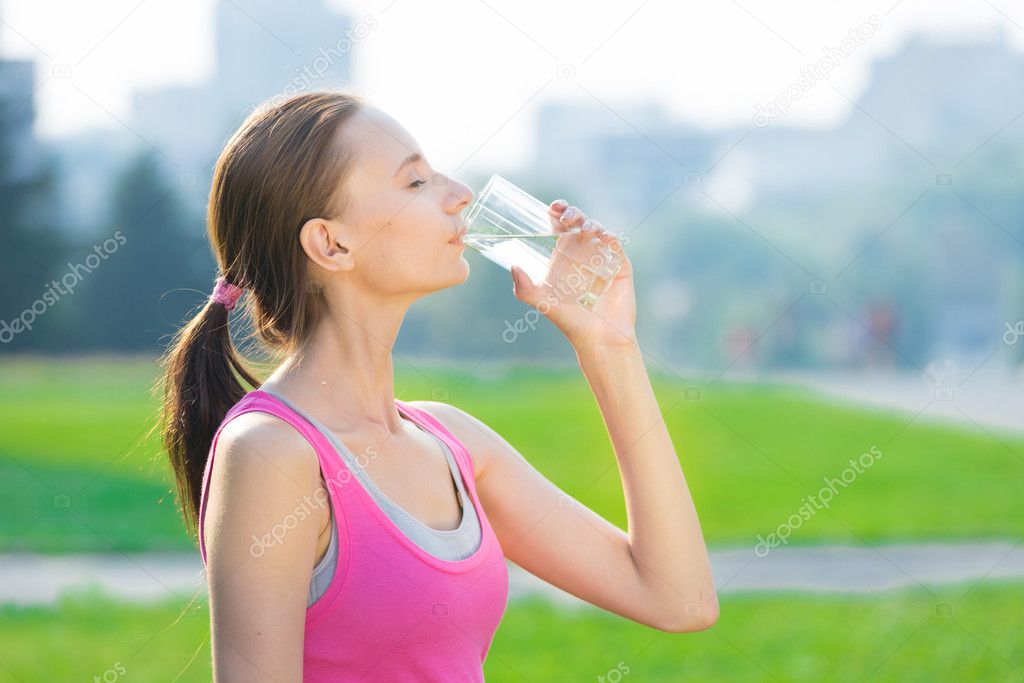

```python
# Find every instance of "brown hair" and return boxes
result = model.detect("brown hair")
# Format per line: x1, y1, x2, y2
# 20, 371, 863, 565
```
154, 90, 366, 543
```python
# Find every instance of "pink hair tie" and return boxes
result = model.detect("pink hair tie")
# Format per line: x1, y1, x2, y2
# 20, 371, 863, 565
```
210, 275, 244, 311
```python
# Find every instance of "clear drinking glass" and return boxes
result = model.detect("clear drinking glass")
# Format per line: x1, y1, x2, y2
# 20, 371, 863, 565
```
461, 173, 625, 310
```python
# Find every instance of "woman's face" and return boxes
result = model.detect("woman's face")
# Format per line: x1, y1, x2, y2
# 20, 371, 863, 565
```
323, 105, 473, 298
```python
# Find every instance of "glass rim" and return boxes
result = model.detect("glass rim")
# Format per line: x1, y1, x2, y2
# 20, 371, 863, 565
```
464, 173, 551, 235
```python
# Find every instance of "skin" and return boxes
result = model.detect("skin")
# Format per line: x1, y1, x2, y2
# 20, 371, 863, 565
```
203, 105, 718, 682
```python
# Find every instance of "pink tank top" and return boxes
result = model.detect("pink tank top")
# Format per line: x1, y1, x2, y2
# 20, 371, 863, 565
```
197, 390, 509, 681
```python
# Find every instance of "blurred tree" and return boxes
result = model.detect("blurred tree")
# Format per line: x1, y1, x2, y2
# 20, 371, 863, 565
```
74, 150, 213, 350
0, 86, 63, 353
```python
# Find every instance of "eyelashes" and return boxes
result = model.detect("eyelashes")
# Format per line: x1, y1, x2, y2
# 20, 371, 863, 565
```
410, 178, 427, 188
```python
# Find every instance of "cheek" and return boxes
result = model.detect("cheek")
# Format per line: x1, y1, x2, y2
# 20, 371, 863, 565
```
364, 231, 439, 280
387, 215, 445, 256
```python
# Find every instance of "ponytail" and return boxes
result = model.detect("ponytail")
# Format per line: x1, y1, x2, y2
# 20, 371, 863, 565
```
156, 288, 259, 542
152, 89, 365, 544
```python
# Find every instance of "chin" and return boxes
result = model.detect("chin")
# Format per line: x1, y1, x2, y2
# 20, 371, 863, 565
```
454, 256, 471, 283
446, 256, 471, 287
424, 256, 470, 295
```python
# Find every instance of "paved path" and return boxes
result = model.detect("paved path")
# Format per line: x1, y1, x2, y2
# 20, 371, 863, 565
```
4, 541, 1021, 607
762, 368, 1024, 435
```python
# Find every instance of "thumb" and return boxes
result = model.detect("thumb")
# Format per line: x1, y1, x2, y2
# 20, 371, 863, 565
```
511, 266, 541, 307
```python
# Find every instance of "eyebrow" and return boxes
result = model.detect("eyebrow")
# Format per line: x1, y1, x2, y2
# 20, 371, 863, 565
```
394, 152, 422, 177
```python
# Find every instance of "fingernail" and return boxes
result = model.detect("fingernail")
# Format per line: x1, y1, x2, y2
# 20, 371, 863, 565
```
582, 220, 592, 231
562, 207, 577, 220
553, 199, 567, 208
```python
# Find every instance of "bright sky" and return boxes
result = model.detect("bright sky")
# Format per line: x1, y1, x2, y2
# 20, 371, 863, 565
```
2, 0, 1022, 171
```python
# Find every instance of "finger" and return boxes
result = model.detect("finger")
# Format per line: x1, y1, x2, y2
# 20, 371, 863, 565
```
548, 200, 571, 233
510, 265, 542, 307
580, 219, 603, 233
593, 228, 625, 254
556, 205, 587, 231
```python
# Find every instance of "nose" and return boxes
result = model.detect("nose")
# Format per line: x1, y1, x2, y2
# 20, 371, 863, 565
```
447, 177, 473, 214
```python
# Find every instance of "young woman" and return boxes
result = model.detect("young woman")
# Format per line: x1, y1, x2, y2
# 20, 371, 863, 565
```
158, 90, 717, 682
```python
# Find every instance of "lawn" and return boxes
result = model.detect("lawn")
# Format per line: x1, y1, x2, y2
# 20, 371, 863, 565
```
0, 580, 1020, 681
1, 356, 1021, 552
1, 356, 1021, 682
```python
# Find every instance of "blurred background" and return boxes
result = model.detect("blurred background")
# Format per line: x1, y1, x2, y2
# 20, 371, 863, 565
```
1, 0, 1022, 681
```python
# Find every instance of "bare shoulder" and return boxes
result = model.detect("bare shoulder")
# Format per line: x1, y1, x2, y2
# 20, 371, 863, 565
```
203, 411, 326, 678
405, 400, 509, 480
214, 411, 321, 480
206, 411, 327, 547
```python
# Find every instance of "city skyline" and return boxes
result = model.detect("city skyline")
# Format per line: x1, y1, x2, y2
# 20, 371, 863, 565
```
2, 0, 1023, 173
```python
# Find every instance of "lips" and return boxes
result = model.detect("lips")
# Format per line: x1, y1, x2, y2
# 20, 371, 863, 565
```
449, 222, 467, 244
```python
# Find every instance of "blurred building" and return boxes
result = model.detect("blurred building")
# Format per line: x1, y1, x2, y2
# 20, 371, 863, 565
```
50, 129, 138, 237
531, 30, 1024, 370
22, 14, 1023, 367
535, 29, 1024, 216
0, 58, 43, 181
533, 100, 720, 226
132, 0, 356, 206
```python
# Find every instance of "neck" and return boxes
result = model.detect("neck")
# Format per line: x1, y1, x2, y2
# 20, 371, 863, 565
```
263, 288, 415, 435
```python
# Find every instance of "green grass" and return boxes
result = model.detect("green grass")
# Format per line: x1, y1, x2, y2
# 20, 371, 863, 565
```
0, 356, 186, 552
1, 581, 1021, 681
1, 355, 1022, 552
1, 356, 1020, 680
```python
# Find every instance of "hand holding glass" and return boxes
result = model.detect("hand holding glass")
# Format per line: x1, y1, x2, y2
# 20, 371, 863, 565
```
461, 174, 625, 310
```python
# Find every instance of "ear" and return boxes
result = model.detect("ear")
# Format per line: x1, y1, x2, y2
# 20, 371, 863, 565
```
299, 217, 355, 273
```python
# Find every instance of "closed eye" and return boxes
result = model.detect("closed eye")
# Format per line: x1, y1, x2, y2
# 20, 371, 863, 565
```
410, 178, 427, 188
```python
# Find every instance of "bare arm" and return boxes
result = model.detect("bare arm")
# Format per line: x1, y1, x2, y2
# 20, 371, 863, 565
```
203, 414, 327, 681
451, 197, 719, 631
575, 341, 718, 630
421, 346, 718, 633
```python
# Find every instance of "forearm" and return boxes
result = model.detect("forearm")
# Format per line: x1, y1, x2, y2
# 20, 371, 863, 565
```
575, 341, 718, 626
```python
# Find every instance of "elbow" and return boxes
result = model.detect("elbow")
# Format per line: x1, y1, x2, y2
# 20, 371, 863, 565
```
655, 594, 719, 633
